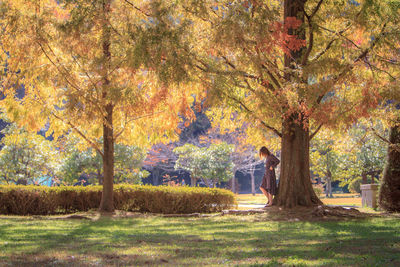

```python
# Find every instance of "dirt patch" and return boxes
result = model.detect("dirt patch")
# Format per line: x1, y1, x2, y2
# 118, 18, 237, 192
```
19, 206, 395, 222
222, 205, 386, 222
248, 205, 380, 222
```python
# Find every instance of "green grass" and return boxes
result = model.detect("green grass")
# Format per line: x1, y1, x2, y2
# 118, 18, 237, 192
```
0, 215, 399, 266
237, 193, 362, 207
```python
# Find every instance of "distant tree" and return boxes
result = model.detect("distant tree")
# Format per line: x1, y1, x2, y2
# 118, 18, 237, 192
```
337, 120, 387, 189
0, 125, 60, 185
310, 130, 342, 198
311, 120, 387, 195
59, 137, 149, 185
199, 123, 261, 193
174, 142, 234, 187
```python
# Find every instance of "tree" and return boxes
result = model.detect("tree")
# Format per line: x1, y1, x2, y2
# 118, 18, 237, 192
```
0, 124, 60, 185
142, 105, 211, 185
379, 115, 400, 212
176, 0, 399, 207
311, 120, 387, 196
174, 142, 234, 187
310, 130, 342, 197
0, 0, 196, 211
338, 120, 387, 186
199, 122, 261, 193
59, 138, 149, 185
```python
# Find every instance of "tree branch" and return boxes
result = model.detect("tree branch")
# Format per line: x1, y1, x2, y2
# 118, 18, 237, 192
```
315, 23, 387, 104
309, 123, 323, 140
124, 0, 150, 17
51, 111, 104, 157
222, 92, 282, 137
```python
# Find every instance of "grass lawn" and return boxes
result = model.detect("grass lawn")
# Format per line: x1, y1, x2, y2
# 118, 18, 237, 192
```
237, 193, 362, 207
0, 214, 399, 266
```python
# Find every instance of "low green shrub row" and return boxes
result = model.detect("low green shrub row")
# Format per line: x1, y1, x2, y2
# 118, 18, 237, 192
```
0, 184, 236, 215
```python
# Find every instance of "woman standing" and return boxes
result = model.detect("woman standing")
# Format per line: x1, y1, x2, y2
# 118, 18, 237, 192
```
259, 146, 280, 207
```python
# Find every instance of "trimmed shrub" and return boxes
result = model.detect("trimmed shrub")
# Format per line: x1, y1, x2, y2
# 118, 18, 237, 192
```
0, 184, 236, 215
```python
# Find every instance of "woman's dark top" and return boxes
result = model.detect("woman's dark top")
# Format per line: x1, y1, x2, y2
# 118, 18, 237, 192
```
260, 154, 280, 195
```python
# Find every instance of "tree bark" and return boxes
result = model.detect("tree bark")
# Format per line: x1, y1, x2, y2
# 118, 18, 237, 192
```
325, 169, 333, 198
274, 0, 322, 208
231, 175, 236, 193
190, 176, 196, 187
379, 121, 400, 212
99, 0, 114, 213
325, 177, 333, 198
250, 167, 256, 196
274, 116, 322, 208
152, 168, 160, 185
99, 104, 114, 212
361, 171, 368, 184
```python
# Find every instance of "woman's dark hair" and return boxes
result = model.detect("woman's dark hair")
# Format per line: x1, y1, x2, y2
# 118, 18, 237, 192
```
259, 146, 271, 157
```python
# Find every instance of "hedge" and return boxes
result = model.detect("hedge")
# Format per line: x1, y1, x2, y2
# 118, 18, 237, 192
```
0, 184, 236, 215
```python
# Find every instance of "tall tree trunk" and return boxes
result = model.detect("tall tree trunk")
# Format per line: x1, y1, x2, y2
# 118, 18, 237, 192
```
152, 168, 159, 185
190, 176, 196, 187
326, 169, 333, 198
325, 178, 332, 198
97, 167, 103, 185
99, 0, 114, 212
231, 172, 236, 193
250, 167, 256, 196
100, 104, 114, 212
274, 0, 322, 208
275, 117, 322, 207
379, 121, 400, 212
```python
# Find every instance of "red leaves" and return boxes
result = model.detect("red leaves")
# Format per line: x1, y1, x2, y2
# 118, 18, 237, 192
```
274, 17, 306, 55
284, 17, 303, 30
256, 17, 306, 57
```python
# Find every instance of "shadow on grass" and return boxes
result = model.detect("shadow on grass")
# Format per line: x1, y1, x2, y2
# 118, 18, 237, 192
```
0, 217, 399, 266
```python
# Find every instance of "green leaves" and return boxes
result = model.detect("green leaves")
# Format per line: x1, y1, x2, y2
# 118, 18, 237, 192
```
0, 124, 61, 185
174, 142, 234, 186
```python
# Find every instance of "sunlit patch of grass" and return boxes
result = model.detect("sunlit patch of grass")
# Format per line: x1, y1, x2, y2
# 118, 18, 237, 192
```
0, 215, 399, 266
321, 197, 362, 207
236, 193, 362, 207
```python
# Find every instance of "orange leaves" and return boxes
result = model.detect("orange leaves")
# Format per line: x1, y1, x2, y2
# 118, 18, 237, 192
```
284, 17, 303, 30
255, 16, 306, 58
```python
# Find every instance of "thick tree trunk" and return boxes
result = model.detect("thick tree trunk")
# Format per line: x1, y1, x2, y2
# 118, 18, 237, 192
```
250, 168, 256, 196
274, 117, 322, 208
379, 122, 400, 212
99, 104, 114, 212
274, 0, 322, 208
99, 0, 114, 212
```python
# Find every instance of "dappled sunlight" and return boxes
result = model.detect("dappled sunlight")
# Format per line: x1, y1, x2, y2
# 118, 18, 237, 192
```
0, 216, 399, 266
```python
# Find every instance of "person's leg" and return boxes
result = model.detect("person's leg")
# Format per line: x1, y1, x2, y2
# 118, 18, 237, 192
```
266, 192, 273, 206
259, 187, 268, 197
260, 187, 272, 206
260, 187, 269, 201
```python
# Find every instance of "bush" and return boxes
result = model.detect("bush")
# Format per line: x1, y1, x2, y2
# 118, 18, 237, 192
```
0, 184, 236, 215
